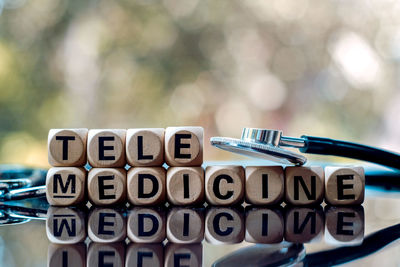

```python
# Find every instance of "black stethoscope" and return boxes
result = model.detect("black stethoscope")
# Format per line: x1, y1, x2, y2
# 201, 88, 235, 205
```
211, 128, 400, 170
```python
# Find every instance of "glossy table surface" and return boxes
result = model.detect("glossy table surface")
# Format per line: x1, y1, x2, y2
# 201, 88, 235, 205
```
0, 162, 400, 267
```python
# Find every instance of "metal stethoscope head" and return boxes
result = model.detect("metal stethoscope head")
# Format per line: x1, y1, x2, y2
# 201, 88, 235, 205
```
211, 128, 308, 165
211, 128, 400, 170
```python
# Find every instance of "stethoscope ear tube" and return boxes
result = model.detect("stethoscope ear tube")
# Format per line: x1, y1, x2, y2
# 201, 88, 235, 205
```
300, 136, 400, 170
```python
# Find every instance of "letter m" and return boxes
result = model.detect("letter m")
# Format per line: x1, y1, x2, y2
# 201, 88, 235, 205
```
53, 174, 76, 194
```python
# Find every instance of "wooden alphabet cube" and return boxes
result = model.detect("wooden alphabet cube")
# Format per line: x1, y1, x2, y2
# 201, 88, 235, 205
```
126, 243, 164, 267
48, 128, 88, 167
166, 207, 204, 244
245, 207, 284, 244
245, 166, 284, 205
48, 243, 86, 267
127, 167, 166, 206
325, 166, 365, 205
205, 207, 245, 244
87, 129, 126, 168
88, 168, 126, 206
88, 207, 126, 243
285, 166, 324, 206
325, 206, 365, 245
46, 207, 86, 244
167, 167, 204, 206
205, 165, 245, 206
87, 242, 125, 267
165, 127, 203, 167
126, 128, 165, 167
284, 206, 325, 243
164, 243, 202, 267
127, 207, 166, 243
46, 167, 86, 206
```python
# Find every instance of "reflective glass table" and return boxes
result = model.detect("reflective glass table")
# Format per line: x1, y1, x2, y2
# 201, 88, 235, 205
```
0, 162, 400, 267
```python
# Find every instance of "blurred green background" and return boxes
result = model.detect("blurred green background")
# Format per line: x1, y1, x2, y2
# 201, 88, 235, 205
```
1, 0, 399, 167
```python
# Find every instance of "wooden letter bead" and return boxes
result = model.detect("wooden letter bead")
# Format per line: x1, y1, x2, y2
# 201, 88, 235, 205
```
167, 167, 204, 206
127, 167, 166, 206
127, 207, 166, 243
88, 168, 126, 206
325, 206, 365, 245
165, 127, 203, 167
126, 128, 165, 167
245, 166, 284, 205
245, 207, 284, 244
48, 128, 88, 167
46, 207, 86, 244
87, 242, 125, 267
205, 207, 245, 244
205, 165, 244, 206
88, 207, 126, 243
166, 207, 204, 244
284, 206, 324, 243
46, 167, 86, 206
285, 166, 324, 206
48, 243, 86, 267
87, 129, 126, 168
126, 243, 164, 267
325, 166, 365, 206
164, 243, 202, 267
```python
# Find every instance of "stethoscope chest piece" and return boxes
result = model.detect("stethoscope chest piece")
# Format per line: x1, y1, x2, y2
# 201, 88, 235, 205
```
210, 128, 307, 165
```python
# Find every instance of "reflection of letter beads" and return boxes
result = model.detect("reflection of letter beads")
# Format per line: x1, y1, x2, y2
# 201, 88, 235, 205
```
47, 127, 365, 207
324, 206, 365, 245
125, 243, 164, 267
46, 206, 365, 245
87, 242, 125, 267
46, 207, 86, 244
48, 242, 202, 267
127, 207, 166, 243
87, 207, 126, 243
166, 207, 204, 244
48, 243, 86, 267
284, 206, 325, 243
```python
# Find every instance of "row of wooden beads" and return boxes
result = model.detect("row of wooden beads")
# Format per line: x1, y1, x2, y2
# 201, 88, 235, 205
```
49, 242, 201, 267
47, 205, 365, 246
48, 127, 203, 167
46, 165, 365, 207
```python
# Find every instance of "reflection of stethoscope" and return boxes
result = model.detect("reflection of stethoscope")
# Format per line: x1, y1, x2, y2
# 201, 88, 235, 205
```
211, 128, 400, 170
0, 202, 48, 226
214, 222, 400, 267
1, 201, 398, 267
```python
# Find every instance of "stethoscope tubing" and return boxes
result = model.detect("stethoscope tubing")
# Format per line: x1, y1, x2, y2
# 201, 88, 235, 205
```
300, 136, 400, 170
